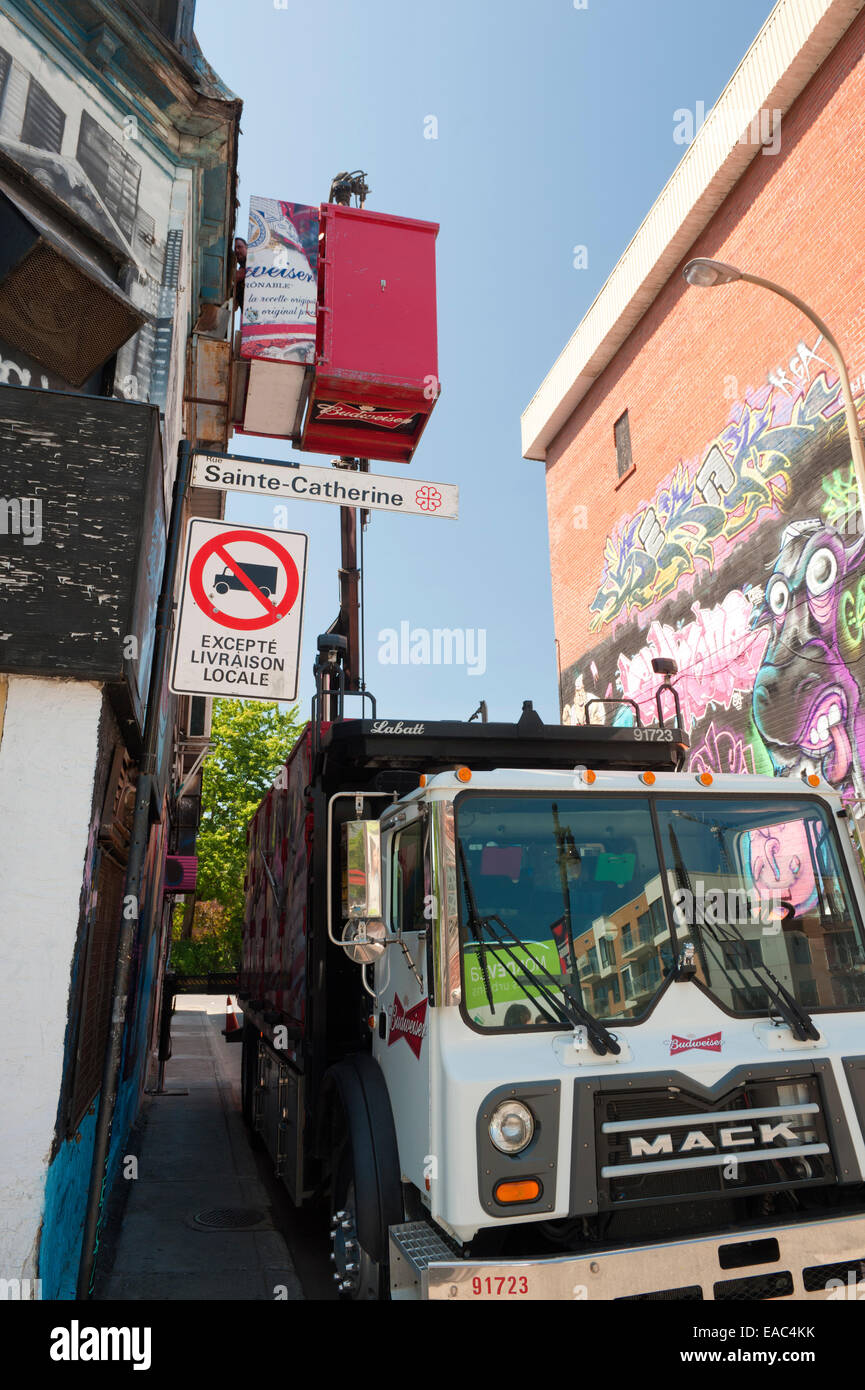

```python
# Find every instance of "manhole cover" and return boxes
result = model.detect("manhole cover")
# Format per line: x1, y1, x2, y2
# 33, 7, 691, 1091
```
191, 1207, 269, 1231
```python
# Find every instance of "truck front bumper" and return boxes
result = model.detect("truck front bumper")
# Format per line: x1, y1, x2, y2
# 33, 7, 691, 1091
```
389, 1214, 865, 1300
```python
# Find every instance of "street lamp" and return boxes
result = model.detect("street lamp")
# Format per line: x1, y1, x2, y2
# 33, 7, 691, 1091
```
683, 257, 865, 518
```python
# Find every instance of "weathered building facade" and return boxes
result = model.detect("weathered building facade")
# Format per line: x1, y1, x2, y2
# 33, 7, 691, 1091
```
523, 0, 865, 808
0, 0, 239, 1297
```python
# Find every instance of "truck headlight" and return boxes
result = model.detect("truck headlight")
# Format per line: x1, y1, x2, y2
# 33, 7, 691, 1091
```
489, 1100, 535, 1154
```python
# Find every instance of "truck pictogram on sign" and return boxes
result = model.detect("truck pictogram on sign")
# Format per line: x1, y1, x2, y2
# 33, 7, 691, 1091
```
187, 528, 302, 633
170, 520, 308, 700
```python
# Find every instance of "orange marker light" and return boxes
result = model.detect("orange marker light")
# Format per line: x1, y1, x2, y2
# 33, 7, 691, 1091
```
419, 774, 427, 788
640, 771, 656, 786
456, 766, 472, 783
807, 773, 820, 787
494, 1179, 541, 1204
367, 1015, 376, 1031
698, 772, 713, 786
584, 769, 597, 785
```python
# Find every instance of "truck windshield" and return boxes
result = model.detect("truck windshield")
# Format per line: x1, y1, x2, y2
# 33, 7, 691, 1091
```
654, 796, 865, 1015
456, 795, 676, 1028
455, 793, 865, 1030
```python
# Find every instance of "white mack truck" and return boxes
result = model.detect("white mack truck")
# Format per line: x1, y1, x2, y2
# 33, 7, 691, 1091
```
237, 639, 865, 1300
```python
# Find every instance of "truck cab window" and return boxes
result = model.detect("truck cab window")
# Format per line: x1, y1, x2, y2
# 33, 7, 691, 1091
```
392, 820, 427, 933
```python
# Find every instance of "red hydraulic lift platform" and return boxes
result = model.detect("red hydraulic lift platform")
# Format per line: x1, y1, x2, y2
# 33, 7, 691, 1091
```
301, 202, 440, 464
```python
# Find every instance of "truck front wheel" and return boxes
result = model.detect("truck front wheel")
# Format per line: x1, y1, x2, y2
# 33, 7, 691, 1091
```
331, 1149, 384, 1300
322, 1055, 403, 1301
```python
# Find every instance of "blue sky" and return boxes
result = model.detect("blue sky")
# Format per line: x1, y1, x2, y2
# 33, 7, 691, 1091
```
194, 0, 775, 723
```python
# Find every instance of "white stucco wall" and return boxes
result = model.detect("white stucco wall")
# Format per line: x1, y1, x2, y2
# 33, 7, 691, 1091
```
0, 676, 102, 1280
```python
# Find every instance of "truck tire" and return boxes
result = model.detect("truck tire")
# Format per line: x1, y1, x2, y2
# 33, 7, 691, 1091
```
323, 1054, 403, 1301
241, 1023, 263, 1149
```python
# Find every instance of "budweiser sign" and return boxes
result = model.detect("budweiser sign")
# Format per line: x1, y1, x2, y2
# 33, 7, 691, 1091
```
388, 994, 428, 1059
668, 1032, 723, 1055
314, 401, 417, 430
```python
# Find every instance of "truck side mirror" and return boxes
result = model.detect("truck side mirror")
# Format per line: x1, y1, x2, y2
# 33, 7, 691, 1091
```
341, 820, 382, 919
342, 918, 387, 963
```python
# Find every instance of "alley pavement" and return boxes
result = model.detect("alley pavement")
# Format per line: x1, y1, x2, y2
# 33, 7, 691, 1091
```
96, 997, 303, 1301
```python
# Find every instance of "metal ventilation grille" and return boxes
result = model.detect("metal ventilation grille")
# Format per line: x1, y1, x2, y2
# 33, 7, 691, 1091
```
617, 1284, 703, 1301
0, 242, 142, 385
596, 1074, 834, 1208
802, 1257, 865, 1292
714, 1271, 794, 1300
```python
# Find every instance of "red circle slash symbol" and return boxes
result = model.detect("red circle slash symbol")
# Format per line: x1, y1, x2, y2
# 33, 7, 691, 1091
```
189, 529, 300, 632
415, 486, 442, 513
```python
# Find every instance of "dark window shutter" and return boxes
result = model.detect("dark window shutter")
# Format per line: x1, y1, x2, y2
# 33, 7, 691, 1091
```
21, 77, 65, 153
0, 48, 11, 109
76, 109, 141, 240
68, 853, 126, 1128
614, 410, 633, 479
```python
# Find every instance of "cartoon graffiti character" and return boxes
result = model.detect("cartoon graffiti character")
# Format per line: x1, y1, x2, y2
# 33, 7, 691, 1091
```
748, 820, 819, 918
751, 519, 865, 795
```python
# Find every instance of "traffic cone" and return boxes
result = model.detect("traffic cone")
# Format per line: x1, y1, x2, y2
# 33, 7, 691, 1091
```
223, 995, 241, 1040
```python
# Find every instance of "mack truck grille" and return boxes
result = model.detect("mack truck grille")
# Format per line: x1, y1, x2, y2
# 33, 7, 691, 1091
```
595, 1075, 834, 1208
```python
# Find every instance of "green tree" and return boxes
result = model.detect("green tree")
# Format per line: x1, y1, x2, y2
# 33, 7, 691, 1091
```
174, 698, 302, 970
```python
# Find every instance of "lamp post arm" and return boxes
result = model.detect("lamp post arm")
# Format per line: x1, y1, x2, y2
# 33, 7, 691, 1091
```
739, 270, 865, 514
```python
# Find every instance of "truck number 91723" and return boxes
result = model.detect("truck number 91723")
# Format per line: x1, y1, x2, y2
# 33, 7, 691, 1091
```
471, 1275, 529, 1296
633, 727, 673, 741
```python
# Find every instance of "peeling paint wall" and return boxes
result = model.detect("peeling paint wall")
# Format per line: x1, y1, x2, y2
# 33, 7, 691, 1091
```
0, 677, 102, 1285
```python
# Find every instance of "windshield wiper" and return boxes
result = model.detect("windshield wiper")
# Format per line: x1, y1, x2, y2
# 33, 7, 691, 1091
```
481, 911, 621, 1056
457, 838, 496, 1014
667, 820, 820, 1042
457, 835, 620, 1053
706, 920, 820, 1041
458, 837, 559, 1023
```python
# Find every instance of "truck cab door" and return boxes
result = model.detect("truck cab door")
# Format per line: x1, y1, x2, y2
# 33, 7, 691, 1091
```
373, 812, 432, 1196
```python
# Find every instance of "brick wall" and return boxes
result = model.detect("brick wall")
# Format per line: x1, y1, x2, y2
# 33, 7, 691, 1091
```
545, 8, 865, 803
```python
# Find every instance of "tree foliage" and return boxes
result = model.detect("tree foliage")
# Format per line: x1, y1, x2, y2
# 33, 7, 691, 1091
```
172, 698, 302, 970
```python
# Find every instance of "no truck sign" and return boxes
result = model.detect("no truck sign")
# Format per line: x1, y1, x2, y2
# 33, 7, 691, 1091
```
169, 519, 307, 701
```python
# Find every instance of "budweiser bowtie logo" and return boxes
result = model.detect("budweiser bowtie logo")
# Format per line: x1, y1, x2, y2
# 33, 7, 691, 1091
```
315, 401, 416, 430
669, 1032, 722, 1055
388, 994, 428, 1058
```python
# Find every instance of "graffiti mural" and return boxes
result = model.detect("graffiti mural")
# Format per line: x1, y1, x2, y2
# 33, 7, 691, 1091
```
751, 519, 865, 796
589, 373, 843, 633
563, 362, 865, 803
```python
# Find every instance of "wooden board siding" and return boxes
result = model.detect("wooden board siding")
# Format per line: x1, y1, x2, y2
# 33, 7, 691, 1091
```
0, 385, 166, 730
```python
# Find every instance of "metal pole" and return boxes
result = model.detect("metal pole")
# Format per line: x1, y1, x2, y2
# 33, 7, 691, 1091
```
77, 438, 191, 1298
738, 271, 865, 516
325, 173, 370, 709
338, 498, 360, 692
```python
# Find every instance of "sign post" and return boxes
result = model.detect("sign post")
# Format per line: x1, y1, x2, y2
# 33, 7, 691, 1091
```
170, 519, 307, 701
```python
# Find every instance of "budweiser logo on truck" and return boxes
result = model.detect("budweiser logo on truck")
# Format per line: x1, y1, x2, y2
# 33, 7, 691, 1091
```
388, 995, 428, 1059
668, 1032, 723, 1055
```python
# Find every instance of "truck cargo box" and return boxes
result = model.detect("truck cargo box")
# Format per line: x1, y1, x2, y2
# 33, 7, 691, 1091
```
241, 724, 313, 1055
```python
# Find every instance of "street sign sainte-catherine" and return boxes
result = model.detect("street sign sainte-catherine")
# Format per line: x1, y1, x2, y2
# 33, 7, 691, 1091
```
191, 451, 458, 520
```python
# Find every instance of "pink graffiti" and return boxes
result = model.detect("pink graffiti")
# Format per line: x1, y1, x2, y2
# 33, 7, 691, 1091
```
618, 591, 769, 731
690, 721, 757, 776
749, 821, 819, 914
